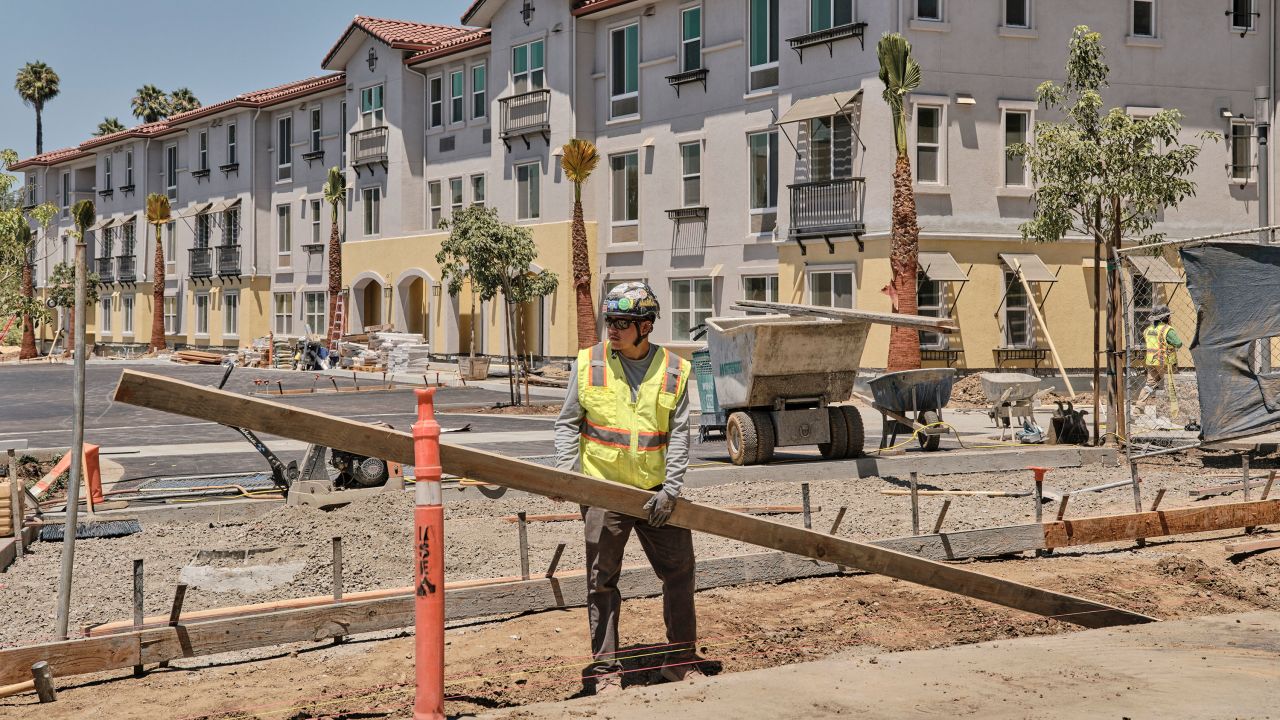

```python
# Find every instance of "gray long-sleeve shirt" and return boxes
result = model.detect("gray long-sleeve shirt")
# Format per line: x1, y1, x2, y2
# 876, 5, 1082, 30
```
553, 344, 690, 496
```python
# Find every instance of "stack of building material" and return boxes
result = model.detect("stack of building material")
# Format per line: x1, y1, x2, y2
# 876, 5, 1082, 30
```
337, 340, 382, 370
172, 350, 226, 365
369, 332, 427, 373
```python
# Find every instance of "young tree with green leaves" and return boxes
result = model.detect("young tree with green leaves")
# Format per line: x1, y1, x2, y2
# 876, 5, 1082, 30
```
877, 33, 923, 372
322, 167, 346, 343
15, 61, 60, 154
561, 139, 600, 350
146, 193, 171, 352
21, 202, 58, 358
93, 117, 126, 137
1010, 25, 1213, 444
437, 205, 558, 405
0, 149, 53, 356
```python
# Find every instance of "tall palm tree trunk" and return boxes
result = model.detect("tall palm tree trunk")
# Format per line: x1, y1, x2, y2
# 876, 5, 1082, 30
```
571, 190, 596, 350
19, 260, 37, 359
35, 104, 44, 155
326, 205, 342, 340
886, 154, 922, 372
149, 226, 167, 351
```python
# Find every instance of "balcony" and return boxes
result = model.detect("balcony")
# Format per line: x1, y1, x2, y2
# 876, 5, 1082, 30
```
116, 255, 136, 283
190, 247, 212, 279
787, 22, 868, 61
217, 244, 241, 277
350, 126, 388, 172
499, 89, 551, 150
95, 257, 114, 284
788, 177, 866, 254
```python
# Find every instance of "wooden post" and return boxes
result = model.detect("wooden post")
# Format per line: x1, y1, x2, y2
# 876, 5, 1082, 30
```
1011, 259, 1075, 398
545, 542, 566, 579
31, 661, 55, 703
1263, 470, 1276, 501
1150, 489, 1166, 512
828, 506, 847, 535
517, 512, 530, 581
55, 234, 89, 642
168, 583, 188, 626
801, 483, 812, 530
932, 499, 952, 534
1242, 454, 1252, 501
332, 537, 343, 602
909, 473, 920, 536
132, 559, 144, 677
1056, 495, 1071, 521
8, 450, 22, 557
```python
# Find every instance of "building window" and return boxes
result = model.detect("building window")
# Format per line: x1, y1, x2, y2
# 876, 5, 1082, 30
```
198, 130, 209, 171
1231, 120, 1254, 181
24, 173, 35, 206
917, 0, 942, 20
122, 295, 134, 335
224, 206, 240, 246
277, 204, 292, 256
516, 161, 541, 220
1003, 270, 1033, 347
748, 0, 779, 92
810, 0, 854, 32
363, 187, 381, 236
125, 150, 134, 186
101, 226, 115, 258
449, 177, 464, 217
429, 76, 443, 128
611, 152, 639, 224
1004, 109, 1030, 187
103, 156, 112, 190
100, 298, 112, 334
1132, 0, 1155, 37
195, 212, 211, 248
610, 23, 640, 119
680, 142, 701, 207
165, 144, 177, 199
742, 275, 779, 312
163, 296, 179, 334
1231, 0, 1255, 31
310, 108, 322, 153
429, 181, 442, 228
472, 64, 487, 119
917, 272, 946, 349
748, 131, 779, 210
471, 174, 486, 206
512, 40, 546, 93
61, 171, 69, 210
226, 123, 237, 165
195, 293, 209, 336
808, 115, 854, 182
311, 199, 322, 245
809, 269, 854, 309
1004, 0, 1030, 28
681, 6, 703, 73
1130, 274, 1156, 344
915, 105, 942, 184
450, 70, 465, 124
360, 85, 384, 127
273, 292, 294, 336
303, 291, 326, 335
339, 101, 347, 166
223, 291, 239, 337
122, 220, 135, 255
277, 115, 292, 181
165, 220, 176, 262
670, 278, 713, 341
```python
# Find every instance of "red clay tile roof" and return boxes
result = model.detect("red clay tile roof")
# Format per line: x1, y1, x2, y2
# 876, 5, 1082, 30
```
405, 29, 492, 65
9, 146, 90, 170
323, 16, 474, 68
464, 0, 634, 24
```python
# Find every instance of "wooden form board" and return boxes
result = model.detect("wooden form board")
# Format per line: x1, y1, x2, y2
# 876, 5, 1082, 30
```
112, 370, 1151, 629
0, 550, 839, 686
732, 300, 959, 332
1224, 536, 1280, 554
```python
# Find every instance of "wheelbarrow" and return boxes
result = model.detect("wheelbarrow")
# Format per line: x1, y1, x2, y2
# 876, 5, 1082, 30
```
863, 368, 957, 451
978, 372, 1042, 440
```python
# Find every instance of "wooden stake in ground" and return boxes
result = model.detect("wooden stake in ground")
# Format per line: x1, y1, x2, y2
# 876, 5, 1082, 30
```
31, 661, 55, 703
54, 232, 89, 642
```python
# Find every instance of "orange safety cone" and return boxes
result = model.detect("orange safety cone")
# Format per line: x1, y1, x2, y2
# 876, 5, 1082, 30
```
413, 388, 445, 720
83, 444, 103, 506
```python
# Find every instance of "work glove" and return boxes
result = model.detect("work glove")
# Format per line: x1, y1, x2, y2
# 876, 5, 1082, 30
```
643, 487, 678, 527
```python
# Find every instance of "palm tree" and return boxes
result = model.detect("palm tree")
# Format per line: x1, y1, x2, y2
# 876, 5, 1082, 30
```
168, 87, 201, 115
877, 33, 924, 372
131, 84, 171, 123
560, 139, 600, 350
16, 223, 37, 359
322, 167, 346, 343
146, 193, 170, 352
15, 61, 60, 154
93, 117, 126, 137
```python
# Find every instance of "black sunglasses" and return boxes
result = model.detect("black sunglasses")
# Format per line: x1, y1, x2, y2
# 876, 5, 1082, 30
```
606, 318, 637, 330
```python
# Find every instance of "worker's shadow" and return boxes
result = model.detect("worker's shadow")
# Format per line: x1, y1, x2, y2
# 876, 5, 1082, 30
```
570, 644, 724, 696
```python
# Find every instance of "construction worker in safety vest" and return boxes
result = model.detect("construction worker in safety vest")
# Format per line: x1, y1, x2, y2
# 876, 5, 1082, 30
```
1136, 305, 1183, 408
553, 281, 699, 695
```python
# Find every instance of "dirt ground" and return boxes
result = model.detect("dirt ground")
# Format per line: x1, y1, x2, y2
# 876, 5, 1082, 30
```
1, 452, 1279, 718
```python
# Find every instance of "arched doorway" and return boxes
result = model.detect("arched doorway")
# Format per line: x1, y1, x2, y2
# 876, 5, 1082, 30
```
350, 273, 385, 331
395, 270, 434, 342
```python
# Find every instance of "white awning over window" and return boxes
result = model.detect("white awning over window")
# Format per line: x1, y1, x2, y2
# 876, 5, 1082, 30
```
775, 89, 862, 126
1126, 254, 1182, 284
918, 252, 970, 282
999, 253, 1058, 283
88, 218, 112, 231
208, 197, 242, 215
173, 202, 213, 220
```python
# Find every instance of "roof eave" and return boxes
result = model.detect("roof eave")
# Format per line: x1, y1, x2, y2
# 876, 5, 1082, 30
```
405, 35, 492, 66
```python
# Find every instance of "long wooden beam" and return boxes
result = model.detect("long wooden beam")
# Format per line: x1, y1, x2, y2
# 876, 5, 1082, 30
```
112, 370, 1152, 629
733, 300, 959, 331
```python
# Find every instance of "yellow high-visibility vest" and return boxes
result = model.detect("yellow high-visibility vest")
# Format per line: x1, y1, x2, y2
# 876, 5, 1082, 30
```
1144, 323, 1175, 366
576, 342, 691, 490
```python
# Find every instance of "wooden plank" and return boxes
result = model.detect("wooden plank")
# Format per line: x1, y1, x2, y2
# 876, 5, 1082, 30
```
0, 634, 139, 686
732, 300, 958, 331
112, 370, 1153, 629
1010, 258, 1075, 398
873, 523, 1048, 560
501, 505, 810, 523
1043, 499, 1280, 548
1224, 536, 1280, 554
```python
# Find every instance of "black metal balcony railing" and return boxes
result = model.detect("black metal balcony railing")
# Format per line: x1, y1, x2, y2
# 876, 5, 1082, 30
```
350, 126, 388, 166
217, 244, 241, 276
116, 255, 136, 283
189, 247, 212, 278
95, 257, 114, 284
788, 177, 866, 239
499, 89, 551, 141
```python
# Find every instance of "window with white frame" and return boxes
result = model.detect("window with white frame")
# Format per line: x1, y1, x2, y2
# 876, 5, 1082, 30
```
122, 295, 134, 335
277, 115, 292, 181
915, 104, 942, 184
748, 131, 778, 210
748, 0, 779, 92
680, 142, 701, 207
363, 187, 381, 236
360, 85, 384, 128
1003, 0, 1030, 28
611, 152, 639, 224
1129, 273, 1156, 345
742, 275, 778, 313
449, 177, 464, 217
303, 291, 326, 335
516, 161, 541, 220
512, 40, 545, 93
165, 220, 176, 262
429, 76, 443, 128
101, 226, 115, 259
223, 207, 239, 246
226, 123, 237, 165
100, 298, 112, 334
1231, 120, 1255, 181
1231, 0, 1256, 31
198, 130, 208, 171
125, 150, 134, 186
808, 268, 854, 309
916, 0, 942, 20
670, 278, 714, 341
450, 70, 464, 124
122, 220, 135, 256
471, 174, 486, 206
808, 115, 854, 182
810, 0, 854, 32
1004, 108, 1030, 186
429, 181, 442, 228
610, 23, 640, 119
681, 6, 703, 73
195, 212, 211, 248
1002, 270, 1033, 347
339, 101, 347, 165
917, 271, 946, 349
472, 64, 487, 119
194, 293, 209, 336
310, 108, 322, 153
1132, 0, 1155, 37
273, 292, 294, 335
223, 291, 239, 337
311, 199, 322, 244
165, 145, 177, 199
103, 155, 112, 190
163, 296, 179, 334
25, 173, 35, 206
277, 204, 292, 257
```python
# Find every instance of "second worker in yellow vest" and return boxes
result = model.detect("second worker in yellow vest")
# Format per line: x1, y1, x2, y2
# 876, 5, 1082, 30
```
1136, 304, 1184, 408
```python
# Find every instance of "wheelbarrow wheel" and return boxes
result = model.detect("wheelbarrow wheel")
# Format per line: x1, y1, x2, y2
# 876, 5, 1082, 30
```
918, 410, 942, 452
840, 406, 865, 458
750, 410, 776, 463
819, 407, 850, 459
726, 411, 761, 466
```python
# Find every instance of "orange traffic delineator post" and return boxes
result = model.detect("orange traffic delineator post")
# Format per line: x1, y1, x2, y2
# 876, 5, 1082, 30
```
413, 388, 445, 720
84, 444, 103, 506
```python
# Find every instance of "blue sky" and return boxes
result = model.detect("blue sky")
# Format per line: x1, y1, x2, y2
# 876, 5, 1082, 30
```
2, 0, 474, 162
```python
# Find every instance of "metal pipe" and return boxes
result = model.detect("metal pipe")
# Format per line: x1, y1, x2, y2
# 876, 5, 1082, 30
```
1115, 225, 1280, 254
54, 232, 87, 641
801, 482, 812, 530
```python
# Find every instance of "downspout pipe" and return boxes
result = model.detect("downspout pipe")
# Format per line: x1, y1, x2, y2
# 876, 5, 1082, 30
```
1269, 0, 1276, 241
250, 108, 261, 276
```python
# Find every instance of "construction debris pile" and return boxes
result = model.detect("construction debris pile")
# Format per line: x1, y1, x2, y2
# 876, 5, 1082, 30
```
333, 332, 428, 372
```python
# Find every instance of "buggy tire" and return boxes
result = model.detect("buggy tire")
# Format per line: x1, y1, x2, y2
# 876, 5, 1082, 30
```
919, 410, 943, 452
819, 407, 850, 459
726, 412, 760, 466
750, 410, 777, 464
840, 406, 865, 458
